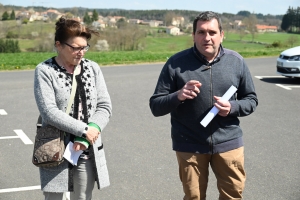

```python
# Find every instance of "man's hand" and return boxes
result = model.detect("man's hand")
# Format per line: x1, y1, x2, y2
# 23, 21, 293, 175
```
86, 126, 100, 144
73, 142, 87, 151
177, 80, 202, 101
214, 96, 231, 117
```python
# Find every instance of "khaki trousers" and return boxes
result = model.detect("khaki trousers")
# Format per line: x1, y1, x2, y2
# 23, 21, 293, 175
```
176, 147, 245, 200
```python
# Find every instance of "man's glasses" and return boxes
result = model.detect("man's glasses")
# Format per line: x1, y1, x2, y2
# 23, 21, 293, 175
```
63, 42, 90, 53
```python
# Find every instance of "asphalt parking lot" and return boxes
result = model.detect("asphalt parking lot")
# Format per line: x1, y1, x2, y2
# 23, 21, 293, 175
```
0, 57, 300, 199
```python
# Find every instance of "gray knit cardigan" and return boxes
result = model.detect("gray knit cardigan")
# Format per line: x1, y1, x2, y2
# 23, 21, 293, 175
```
34, 57, 112, 192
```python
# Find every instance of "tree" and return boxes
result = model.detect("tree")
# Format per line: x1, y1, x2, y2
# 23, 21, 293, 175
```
0, 39, 21, 53
237, 11, 251, 17
92, 10, 99, 22
2, 11, 9, 20
164, 11, 176, 26
101, 24, 146, 51
10, 10, 15, 20
70, 7, 79, 17
286, 35, 299, 47
95, 40, 109, 51
116, 18, 127, 29
221, 16, 232, 39
243, 14, 258, 42
281, 13, 290, 31
64, 12, 74, 19
281, 6, 300, 33
83, 11, 92, 25
239, 29, 247, 41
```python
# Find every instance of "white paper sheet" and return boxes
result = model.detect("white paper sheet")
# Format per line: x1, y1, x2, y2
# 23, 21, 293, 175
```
200, 85, 238, 127
63, 142, 83, 166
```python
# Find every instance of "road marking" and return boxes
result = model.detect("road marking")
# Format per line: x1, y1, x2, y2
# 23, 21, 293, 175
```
255, 76, 283, 79
287, 86, 300, 88
0, 109, 7, 115
0, 130, 33, 144
255, 76, 300, 90
0, 136, 19, 140
14, 130, 33, 145
0, 185, 40, 193
276, 84, 292, 90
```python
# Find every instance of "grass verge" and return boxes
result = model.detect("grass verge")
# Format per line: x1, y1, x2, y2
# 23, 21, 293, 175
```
0, 48, 283, 71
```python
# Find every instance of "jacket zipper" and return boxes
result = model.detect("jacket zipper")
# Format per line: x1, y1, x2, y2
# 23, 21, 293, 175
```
194, 50, 215, 154
209, 64, 213, 154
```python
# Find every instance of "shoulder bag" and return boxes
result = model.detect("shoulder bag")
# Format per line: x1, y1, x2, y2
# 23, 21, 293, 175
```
32, 65, 80, 167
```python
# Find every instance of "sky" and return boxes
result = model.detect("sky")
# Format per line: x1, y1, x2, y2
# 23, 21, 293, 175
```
0, 0, 299, 15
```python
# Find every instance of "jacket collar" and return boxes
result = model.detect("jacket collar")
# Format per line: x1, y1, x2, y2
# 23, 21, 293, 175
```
193, 44, 224, 66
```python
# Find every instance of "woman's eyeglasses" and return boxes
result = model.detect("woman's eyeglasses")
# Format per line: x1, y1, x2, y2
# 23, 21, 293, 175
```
63, 42, 90, 53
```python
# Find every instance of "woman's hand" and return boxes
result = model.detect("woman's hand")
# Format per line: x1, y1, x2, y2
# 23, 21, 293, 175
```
86, 126, 100, 144
73, 142, 87, 151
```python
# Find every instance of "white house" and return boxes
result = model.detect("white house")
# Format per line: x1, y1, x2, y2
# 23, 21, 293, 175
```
149, 20, 163, 27
166, 26, 180, 35
128, 19, 142, 24
172, 16, 184, 27
92, 19, 107, 29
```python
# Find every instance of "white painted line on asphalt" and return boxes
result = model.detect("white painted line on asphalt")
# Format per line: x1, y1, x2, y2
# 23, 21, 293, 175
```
0, 136, 19, 140
0, 185, 40, 193
255, 76, 300, 90
287, 86, 300, 88
0, 109, 7, 115
0, 130, 33, 144
255, 76, 283, 79
14, 129, 33, 145
276, 84, 292, 90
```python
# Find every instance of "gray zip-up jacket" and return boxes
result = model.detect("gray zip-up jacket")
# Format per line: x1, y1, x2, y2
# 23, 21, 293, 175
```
149, 45, 258, 154
34, 57, 112, 192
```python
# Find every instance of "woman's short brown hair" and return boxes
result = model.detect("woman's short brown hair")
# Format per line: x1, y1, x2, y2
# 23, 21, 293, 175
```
54, 17, 98, 43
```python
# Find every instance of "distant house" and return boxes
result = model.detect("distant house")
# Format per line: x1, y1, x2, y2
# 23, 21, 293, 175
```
149, 20, 163, 27
114, 16, 125, 21
256, 24, 278, 32
16, 10, 30, 20
92, 19, 107, 29
128, 19, 142, 24
140, 20, 150, 25
103, 16, 125, 26
46, 9, 61, 20
102, 16, 116, 26
166, 26, 180, 35
234, 20, 242, 26
28, 11, 50, 22
229, 20, 243, 29
172, 16, 184, 27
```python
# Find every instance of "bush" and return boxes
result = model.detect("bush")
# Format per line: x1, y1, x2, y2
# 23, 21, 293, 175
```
22, 18, 29, 24
266, 41, 286, 48
0, 39, 21, 53
95, 40, 109, 51
6, 31, 18, 39
26, 39, 54, 52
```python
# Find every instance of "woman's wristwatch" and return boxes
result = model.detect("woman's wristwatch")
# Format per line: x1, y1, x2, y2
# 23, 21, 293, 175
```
82, 126, 88, 139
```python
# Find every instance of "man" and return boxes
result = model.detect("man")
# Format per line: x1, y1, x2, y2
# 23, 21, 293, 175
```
149, 11, 258, 200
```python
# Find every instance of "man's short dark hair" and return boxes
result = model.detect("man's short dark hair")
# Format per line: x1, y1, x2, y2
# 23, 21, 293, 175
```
193, 11, 223, 34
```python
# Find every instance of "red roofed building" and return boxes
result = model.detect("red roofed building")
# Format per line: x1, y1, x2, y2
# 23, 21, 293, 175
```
256, 24, 278, 33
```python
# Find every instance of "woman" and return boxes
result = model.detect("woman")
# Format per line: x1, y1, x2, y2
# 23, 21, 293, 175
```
34, 17, 112, 200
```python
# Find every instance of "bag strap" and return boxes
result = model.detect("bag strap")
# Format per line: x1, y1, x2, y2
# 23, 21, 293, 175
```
37, 65, 80, 127
66, 65, 80, 114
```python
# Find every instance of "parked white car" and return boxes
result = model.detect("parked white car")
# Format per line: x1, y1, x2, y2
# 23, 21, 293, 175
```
277, 46, 300, 78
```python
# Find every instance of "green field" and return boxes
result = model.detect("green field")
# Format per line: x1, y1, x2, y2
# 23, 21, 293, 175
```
0, 20, 299, 71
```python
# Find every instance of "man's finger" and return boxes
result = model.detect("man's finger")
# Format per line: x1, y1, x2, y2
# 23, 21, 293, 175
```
187, 80, 201, 87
